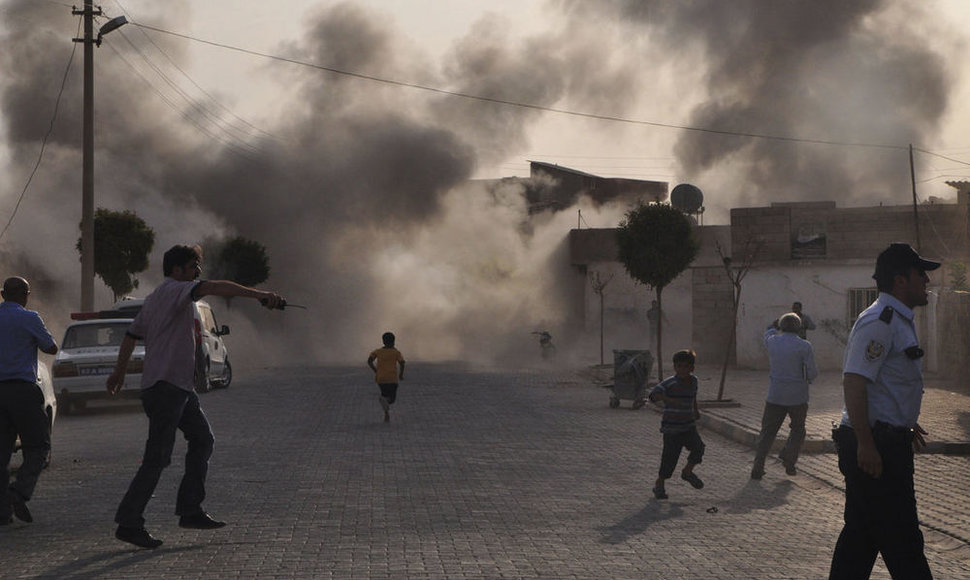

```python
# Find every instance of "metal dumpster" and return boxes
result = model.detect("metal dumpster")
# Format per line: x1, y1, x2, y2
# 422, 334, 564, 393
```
609, 349, 653, 409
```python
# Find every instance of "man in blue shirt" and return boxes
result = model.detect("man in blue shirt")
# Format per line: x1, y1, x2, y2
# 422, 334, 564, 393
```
0, 277, 58, 525
829, 243, 937, 579
751, 312, 818, 479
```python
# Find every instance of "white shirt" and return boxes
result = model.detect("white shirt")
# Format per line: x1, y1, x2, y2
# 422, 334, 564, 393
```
840, 292, 924, 429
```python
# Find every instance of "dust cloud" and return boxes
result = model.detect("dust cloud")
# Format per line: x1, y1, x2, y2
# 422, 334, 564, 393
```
0, 0, 957, 368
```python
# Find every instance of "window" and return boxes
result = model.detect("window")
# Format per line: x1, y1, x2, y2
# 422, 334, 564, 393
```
848, 288, 879, 322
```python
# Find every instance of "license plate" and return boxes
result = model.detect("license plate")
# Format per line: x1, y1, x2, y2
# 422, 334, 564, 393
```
79, 366, 113, 376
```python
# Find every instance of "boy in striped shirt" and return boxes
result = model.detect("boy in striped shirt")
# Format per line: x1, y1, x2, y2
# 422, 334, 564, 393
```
648, 349, 705, 499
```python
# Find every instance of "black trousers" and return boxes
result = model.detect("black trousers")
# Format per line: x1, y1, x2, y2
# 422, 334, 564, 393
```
0, 380, 50, 518
658, 426, 705, 479
829, 424, 932, 579
115, 382, 214, 529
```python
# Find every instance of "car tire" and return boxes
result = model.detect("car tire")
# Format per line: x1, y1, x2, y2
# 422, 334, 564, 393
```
195, 359, 211, 393
43, 405, 53, 469
219, 359, 232, 389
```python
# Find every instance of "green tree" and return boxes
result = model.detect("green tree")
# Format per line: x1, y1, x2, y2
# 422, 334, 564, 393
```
205, 236, 270, 306
615, 203, 699, 380
77, 208, 155, 303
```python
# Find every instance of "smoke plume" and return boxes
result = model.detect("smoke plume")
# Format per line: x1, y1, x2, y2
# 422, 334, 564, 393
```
0, 0, 957, 368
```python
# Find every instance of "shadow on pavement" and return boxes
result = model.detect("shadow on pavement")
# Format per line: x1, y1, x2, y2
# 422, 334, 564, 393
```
723, 478, 794, 515
598, 501, 686, 544
40, 545, 203, 579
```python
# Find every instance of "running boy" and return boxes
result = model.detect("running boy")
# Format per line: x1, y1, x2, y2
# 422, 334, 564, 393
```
648, 349, 705, 499
367, 332, 405, 423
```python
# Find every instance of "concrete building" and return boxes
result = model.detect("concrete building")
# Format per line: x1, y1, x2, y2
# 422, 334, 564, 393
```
568, 191, 970, 375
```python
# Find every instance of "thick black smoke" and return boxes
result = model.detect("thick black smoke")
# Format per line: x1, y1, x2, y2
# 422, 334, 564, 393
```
0, 1, 631, 365
3, 0, 954, 367
557, 0, 951, 212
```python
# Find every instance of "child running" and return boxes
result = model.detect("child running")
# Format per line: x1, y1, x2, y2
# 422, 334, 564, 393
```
648, 349, 705, 499
367, 332, 406, 423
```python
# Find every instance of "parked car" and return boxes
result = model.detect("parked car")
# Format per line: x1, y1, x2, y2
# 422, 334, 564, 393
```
51, 318, 144, 414
13, 362, 57, 468
112, 298, 232, 392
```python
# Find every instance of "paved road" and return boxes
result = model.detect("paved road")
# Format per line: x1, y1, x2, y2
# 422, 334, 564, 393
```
3, 363, 969, 579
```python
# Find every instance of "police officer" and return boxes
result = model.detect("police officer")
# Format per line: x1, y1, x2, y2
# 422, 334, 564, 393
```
0, 277, 58, 525
829, 243, 937, 579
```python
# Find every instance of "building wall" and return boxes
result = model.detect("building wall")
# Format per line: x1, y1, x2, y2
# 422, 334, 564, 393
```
568, 202, 968, 374
734, 265, 913, 369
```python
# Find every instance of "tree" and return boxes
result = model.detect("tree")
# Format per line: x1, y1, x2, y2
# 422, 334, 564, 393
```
589, 270, 614, 366
616, 203, 699, 380
205, 236, 270, 306
714, 236, 764, 401
77, 208, 155, 303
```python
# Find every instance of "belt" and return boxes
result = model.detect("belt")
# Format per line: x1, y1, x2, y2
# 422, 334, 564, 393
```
873, 420, 913, 434
832, 422, 914, 446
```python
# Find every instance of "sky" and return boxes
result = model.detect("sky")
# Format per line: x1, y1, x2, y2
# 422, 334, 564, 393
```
2, 0, 970, 364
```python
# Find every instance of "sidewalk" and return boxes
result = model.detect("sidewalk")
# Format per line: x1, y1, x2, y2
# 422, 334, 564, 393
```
689, 365, 970, 455
582, 362, 970, 548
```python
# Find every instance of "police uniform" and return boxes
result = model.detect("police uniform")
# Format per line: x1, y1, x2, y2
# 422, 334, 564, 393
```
830, 292, 932, 579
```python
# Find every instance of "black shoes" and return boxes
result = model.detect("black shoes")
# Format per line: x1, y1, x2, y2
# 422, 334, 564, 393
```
784, 463, 798, 476
652, 485, 668, 500
681, 471, 705, 489
178, 512, 226, 529
9, 491, 32, 523
115, 525, 163, 549
751, 467, 765, 480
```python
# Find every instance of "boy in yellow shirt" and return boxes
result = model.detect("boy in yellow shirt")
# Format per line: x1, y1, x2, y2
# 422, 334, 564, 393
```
367, 332, 406, 422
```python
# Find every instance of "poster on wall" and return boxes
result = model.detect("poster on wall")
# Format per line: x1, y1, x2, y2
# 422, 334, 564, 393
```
791, 221, 826, 259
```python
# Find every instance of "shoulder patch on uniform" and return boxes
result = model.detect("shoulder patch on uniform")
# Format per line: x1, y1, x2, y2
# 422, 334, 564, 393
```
879, 306, 894, 323
865, 340, 885, 361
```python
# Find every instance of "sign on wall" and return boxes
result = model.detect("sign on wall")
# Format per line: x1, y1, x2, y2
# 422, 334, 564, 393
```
791, 221, 827, 259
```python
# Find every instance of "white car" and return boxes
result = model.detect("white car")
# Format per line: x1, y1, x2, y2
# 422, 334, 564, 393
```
51, 318, 144, 413
13, 362, 57, 468
112, 298, 232, 392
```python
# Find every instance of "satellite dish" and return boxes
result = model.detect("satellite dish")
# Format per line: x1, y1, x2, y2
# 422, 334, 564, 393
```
671, 183, 704, 214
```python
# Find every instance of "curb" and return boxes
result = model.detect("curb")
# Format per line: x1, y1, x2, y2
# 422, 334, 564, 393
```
699, 414, 970, 455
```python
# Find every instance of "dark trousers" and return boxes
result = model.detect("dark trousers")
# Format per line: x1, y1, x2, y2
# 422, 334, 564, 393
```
829, 425, 932, 579
115, 382, 214, 529
0, 380, 50, 517
378, 383, 399, 404
753, 402, 808, 469
658, 427, 705, 479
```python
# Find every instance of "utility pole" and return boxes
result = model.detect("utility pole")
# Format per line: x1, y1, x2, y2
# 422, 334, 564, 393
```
910, 144, 922, 251
74, 1, 100, 312
72, 3, 126, 311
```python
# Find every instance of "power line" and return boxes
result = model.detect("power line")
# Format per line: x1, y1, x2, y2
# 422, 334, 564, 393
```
0, 17, 80, 243
102, 38, 264, 161
112, 27, 262, 150
107, 1, 276, 141
131, 21, 919, 153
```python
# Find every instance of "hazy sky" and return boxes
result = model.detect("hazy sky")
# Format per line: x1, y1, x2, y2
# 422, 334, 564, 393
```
145, 0, 970, 207
3, 0, 970, 364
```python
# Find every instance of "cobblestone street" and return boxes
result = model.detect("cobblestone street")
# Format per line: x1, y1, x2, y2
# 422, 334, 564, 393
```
2, 363, 968, 578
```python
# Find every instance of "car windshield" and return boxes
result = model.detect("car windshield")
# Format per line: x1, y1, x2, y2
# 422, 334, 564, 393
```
62, 322, 135, 349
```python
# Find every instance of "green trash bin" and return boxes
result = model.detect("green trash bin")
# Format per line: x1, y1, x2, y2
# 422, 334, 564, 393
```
610, 349, 653, 409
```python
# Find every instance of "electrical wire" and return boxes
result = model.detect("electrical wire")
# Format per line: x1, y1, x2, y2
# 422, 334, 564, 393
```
109, 0, 276, 141
102, 39, 263, 161
130, 21, 917, 153
0, 16, 80, 243
111, 27, 262, 152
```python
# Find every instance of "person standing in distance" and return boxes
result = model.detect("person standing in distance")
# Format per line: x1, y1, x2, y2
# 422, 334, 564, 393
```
791, 301, 816, 340
0, 277, 58, 525
829, 242, 938, 579
107, 245, 284, 549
